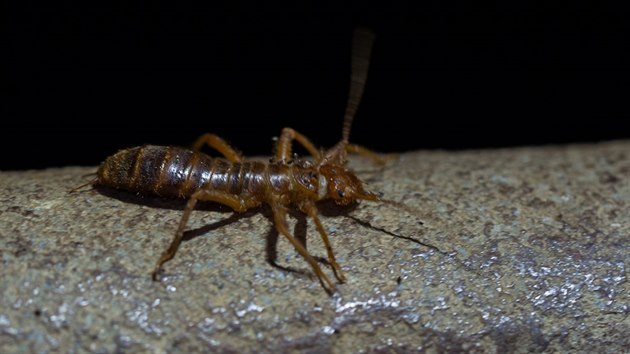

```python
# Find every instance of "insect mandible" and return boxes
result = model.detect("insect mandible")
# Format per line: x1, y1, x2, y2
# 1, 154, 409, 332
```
74, 28, 402, 295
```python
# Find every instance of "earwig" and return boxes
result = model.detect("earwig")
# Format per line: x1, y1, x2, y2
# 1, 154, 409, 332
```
77, 28, 398, 295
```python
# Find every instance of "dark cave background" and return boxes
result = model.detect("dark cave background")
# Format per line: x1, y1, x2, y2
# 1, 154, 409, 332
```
5, 2, 629, 170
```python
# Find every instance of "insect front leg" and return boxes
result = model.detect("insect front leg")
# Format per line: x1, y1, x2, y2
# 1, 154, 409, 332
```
270, 202, 337, 295
192, 133, 243, 162
300, 200, 346, 283
152, 189, 251, 281
274, 128, 322, 164
345, 144, 387, 165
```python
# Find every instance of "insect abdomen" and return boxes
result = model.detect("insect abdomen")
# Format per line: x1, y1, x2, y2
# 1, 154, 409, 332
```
96, 145, 279, 200
97, 145, 215, 198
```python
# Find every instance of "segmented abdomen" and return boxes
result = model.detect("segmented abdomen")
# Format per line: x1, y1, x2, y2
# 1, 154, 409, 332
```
96, 145, 276, 199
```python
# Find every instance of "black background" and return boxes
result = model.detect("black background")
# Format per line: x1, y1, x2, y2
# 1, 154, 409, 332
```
5, 2, 629, 170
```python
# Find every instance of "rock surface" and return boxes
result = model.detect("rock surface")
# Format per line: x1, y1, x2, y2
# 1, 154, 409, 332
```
1, 141, 629, 353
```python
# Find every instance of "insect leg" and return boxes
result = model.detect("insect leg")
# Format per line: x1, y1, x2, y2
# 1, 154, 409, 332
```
271, 202, 336, 295
152, 189, 250, 280
192, 133, 243, 162
274, 128, 322, 163
301, 200, 346, 283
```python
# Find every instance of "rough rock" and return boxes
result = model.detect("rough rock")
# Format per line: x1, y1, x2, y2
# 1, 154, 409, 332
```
1, 141, 628, 353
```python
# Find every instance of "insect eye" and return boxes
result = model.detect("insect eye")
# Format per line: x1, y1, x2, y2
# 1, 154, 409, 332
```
336, 189, 345, 198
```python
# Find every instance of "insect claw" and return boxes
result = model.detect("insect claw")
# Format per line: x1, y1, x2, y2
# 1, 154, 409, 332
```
151, 267, 162, 282
322, 282, 337, 296
332, 266, 347, 284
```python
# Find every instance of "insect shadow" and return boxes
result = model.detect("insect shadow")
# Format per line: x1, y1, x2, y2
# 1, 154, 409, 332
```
94, 185, 361, 279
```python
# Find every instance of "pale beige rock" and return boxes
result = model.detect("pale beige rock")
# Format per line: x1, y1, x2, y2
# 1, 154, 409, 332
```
1, 141, 629, 353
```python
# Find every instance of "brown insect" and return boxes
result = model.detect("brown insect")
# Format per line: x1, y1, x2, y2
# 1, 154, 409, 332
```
75, 28, 400, 295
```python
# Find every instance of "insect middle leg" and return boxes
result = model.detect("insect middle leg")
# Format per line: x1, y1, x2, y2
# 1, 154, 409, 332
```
192, 133, 243, 162
274, 127, 322, 163
151, 189, 253, 280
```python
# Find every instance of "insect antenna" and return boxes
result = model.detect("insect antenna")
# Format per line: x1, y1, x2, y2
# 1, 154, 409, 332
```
341, 27, 375, 145
377, 197, 425, 224
354, 186, 426, 223
320, 27, 376, 167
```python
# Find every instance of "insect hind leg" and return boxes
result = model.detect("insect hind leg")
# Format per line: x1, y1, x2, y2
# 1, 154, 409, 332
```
152, 189, 251, 281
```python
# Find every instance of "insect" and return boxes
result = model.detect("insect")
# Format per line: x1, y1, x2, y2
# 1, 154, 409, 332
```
75, 28, 400, 295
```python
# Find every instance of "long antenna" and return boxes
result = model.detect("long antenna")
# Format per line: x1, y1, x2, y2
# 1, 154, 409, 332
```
342, 27, 375, 144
